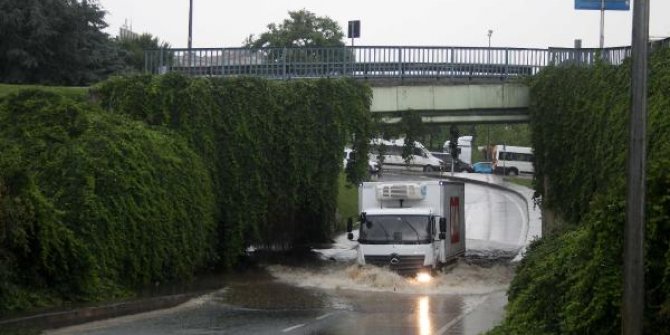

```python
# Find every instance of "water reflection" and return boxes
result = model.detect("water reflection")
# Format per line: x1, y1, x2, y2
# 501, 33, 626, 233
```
418, 296, 432, 335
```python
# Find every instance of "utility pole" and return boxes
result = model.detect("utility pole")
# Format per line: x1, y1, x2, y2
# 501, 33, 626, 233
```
623, 0, 649, 333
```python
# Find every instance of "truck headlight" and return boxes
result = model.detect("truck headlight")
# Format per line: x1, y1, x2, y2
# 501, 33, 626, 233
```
416, 272, 432, 283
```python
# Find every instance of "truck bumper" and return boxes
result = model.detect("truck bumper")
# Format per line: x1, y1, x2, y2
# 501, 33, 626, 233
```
358, 244, 434, 275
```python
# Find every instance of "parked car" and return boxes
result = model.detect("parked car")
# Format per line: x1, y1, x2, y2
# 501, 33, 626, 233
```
472, 161, 494, 174
430, 152, 473, 173
344, 148, 380, 175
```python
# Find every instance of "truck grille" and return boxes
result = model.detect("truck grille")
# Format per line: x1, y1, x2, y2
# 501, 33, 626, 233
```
364, 255, 426, 274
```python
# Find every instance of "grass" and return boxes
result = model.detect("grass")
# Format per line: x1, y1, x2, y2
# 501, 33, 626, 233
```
336, 172, 359, 231
0, 84, 88, 100
503, 176, 534, 189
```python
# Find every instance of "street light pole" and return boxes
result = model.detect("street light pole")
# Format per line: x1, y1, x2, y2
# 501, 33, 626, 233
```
488, 29, 493, 48
487, 29, 493, 62
599, 0, 605, 48
188, 0, 193, 50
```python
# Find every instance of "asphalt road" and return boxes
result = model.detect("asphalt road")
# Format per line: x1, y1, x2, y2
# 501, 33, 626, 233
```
46, 173, 530, 335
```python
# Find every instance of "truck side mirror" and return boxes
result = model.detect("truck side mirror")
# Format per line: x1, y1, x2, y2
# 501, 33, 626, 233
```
439, 217, 447, 233
346, 217, 353, 233
348, 232, 354, 240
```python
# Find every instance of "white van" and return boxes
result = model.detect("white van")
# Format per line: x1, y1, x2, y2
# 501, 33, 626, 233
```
370, 139, 443, 173
492, 145, 534, 175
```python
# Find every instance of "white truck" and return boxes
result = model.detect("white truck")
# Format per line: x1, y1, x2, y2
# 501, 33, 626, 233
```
443, 135, 473, 165
347, 181, 466, 276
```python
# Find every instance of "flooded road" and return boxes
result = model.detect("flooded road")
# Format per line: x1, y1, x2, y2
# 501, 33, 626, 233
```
47, 173, 534, 335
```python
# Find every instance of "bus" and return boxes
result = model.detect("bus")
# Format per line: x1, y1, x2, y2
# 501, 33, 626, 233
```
493, 145, 534, 175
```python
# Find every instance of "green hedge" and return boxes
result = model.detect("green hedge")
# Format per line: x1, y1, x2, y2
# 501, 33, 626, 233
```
0, 90, 217, 312
490, 48, 670, 333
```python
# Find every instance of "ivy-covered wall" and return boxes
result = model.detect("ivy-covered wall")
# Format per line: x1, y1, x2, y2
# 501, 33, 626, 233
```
490, 48, 670, 333
94, 75, 372, 266
0, 75, 372, 313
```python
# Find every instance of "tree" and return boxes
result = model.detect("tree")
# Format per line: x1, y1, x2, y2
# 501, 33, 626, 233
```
0, 0, 126, 85
245, 9, 345, 49
116, 33, 171, 73
245, 10, 350, 75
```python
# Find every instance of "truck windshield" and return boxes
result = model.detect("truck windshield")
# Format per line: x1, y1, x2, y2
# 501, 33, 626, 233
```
359, 215, 431, 244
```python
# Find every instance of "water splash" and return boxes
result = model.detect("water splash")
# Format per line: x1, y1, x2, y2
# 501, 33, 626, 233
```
266, 260, 514, 295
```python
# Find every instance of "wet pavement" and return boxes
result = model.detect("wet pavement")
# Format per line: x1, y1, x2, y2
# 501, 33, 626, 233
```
45, 172, 539, 335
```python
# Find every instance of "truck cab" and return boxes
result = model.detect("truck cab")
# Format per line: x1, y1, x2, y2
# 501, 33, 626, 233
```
348, 181, 465, 275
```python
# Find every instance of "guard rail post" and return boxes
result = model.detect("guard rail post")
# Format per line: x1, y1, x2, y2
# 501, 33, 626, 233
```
282, 47, 287, 79
504, 48, 510, 80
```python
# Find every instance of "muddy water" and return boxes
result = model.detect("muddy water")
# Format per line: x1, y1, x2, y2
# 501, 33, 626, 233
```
266, 261, 515, 295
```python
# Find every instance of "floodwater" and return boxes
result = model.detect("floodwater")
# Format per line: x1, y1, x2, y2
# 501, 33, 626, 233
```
46, 172, 534, 335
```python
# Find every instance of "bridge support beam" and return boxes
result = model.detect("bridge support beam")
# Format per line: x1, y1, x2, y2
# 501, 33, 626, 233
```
371, 83, 530, 124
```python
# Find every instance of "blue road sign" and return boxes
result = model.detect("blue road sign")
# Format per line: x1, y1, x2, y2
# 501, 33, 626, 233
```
575, 0, 630, 10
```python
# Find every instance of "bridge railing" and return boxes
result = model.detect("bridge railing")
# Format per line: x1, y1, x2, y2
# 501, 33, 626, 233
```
144, 45, 636, 80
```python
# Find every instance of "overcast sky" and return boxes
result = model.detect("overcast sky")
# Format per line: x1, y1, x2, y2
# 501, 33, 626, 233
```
99, 0, 670, 49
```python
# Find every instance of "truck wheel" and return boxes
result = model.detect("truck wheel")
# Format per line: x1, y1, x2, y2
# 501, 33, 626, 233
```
424, 165, 434, 172
507, 168, 519, 176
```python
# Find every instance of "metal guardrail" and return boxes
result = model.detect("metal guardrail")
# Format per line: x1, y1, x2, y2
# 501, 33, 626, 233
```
144, 45, 638, 80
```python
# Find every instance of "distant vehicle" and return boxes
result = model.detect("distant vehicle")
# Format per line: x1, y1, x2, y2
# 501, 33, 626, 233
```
344, 148, 380, 175
347, 181, 466, 277
472, 162, 494, 174
430, 152, 473, 173
492, 145, 534, 175
369, 139, 443, 173
443, 136, 473, 164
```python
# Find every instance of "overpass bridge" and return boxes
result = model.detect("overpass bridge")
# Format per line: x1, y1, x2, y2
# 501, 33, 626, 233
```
144, 45, 635, 124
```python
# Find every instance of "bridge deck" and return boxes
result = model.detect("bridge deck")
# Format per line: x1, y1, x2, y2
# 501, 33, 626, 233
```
164, 62, 536, 79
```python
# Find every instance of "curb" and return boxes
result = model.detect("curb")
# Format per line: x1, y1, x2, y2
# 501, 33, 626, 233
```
0, 291, 205, 332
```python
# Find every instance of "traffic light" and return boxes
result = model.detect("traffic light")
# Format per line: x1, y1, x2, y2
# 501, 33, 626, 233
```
348, 20, 360, 38
449, 125, 460, 160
